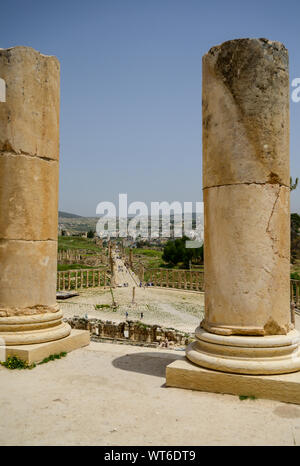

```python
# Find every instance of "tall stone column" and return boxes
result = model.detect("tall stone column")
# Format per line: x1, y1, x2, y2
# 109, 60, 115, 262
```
0, 47, 71, 345
140, 264, 145, 282
186, 38, 300, 375
129, 249, 133, 268
110, 255, 116, 288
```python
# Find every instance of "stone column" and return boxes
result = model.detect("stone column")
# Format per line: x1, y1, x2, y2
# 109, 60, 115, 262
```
140, 264, 145, 282
110, 255, 116, 288
186, 38, 300, 375
0, 47, 71, 345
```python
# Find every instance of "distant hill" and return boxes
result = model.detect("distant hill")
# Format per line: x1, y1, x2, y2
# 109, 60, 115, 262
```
58, 211, 83, 218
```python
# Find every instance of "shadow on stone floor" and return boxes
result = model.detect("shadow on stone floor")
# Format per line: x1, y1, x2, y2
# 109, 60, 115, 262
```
112, 351, 185, 377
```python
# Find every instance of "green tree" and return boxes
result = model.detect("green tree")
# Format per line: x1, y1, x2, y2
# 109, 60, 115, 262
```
290, 177, 299, 263
162, 236, 203, 268
87, 230, 94, 238
291, 213, 300, 263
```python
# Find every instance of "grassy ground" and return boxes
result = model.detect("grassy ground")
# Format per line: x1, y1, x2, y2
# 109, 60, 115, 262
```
57, 236, 106, 277
132, 248, 165, 269
58, 236, 102, 252
57, 263, 98, 271
130, 248, 204, 272
291, 260, 300, 280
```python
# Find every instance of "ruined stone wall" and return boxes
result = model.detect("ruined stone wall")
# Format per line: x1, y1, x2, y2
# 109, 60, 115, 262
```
57, 249, 107, 266
65, 316, 191, 347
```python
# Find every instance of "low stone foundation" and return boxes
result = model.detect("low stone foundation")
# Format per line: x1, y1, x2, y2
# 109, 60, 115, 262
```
2, 329, 90, 364
64, 316, 192, 348
166, 359, 300, 405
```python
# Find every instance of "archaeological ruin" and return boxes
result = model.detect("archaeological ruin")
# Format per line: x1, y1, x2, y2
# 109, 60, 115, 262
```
0, 46, 89, 362
1, 40, 300, 405
66, 316, 191, 347
166, 39, 300, 403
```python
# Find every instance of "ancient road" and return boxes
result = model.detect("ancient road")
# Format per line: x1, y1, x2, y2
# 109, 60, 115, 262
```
113, 253, 140, 288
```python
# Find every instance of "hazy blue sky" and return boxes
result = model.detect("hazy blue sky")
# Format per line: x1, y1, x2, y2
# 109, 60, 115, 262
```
1, 0, 300, 215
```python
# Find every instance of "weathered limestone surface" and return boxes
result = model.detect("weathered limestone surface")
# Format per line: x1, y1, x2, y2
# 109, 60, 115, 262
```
203, 183, 291, 335
66, 316, 190, 347
0, 240, 58, 308
0, 154, 59, 240
201, 38, 291, 337
184, 38, 300, 376
187, 327, 300, 375
0, 47, 59, 159
202, 38, 290, 188
0, 77, 5, 102
0, 47, 70, 345
166, 359, 300, 405
2, 329, 90, 364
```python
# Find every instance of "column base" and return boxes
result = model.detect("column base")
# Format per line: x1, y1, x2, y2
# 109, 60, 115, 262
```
166, 358, 300, 405
0, 309, 71, 345
186, 327, 300, 375
0, 329, 90, 364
